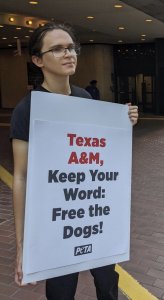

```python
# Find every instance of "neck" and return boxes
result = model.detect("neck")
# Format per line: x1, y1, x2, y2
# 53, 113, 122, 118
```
42, 76, 71, 95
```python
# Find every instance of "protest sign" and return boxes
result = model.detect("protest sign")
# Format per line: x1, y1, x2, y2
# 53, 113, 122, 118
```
22, 91, 132, 283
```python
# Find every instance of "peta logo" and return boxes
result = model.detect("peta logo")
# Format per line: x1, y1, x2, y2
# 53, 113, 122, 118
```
74, 244, 92, 256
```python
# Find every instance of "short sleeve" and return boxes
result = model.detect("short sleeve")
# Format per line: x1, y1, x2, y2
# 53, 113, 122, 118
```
10, 94, 31, 142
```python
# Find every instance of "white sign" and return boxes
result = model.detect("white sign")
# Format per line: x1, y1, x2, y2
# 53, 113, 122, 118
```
22, 91, 132, 283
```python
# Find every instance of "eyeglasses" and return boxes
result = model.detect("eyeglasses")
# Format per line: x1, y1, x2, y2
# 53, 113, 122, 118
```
40, 44, 80, 58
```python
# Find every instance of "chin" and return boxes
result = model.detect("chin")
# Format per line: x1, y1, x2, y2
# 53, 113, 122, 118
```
62, 64, 76, 75
65, 68, 76, 76
69, 69, 76, 75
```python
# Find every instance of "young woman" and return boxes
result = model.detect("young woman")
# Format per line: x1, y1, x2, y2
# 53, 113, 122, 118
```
10, 22, 138, 300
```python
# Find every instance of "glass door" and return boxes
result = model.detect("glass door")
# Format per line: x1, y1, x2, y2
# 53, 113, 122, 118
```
142, 76, 154, 112
117, 76, 136, 104
116, 75, 154, 112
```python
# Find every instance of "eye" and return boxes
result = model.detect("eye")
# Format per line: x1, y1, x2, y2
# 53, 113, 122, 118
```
68, 45, 76, 51
51, 46, 63, 53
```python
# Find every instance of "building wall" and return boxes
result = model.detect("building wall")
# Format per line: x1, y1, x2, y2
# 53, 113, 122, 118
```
71, 44, 114, 101
0, 49, 29, 108
0, 44, 115, 107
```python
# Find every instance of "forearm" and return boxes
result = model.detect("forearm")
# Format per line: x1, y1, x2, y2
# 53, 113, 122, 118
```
13, 175, 26, 250
12, 139, 28, 250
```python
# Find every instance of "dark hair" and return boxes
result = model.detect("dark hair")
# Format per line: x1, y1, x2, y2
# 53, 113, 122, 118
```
28, 22, 77, 57
90, 80, 97, 84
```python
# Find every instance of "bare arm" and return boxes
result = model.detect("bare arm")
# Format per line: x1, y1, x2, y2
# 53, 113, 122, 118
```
12, 139, 28, 285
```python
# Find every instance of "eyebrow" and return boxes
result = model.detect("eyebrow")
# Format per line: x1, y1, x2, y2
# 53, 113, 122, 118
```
48, 43, 75, 49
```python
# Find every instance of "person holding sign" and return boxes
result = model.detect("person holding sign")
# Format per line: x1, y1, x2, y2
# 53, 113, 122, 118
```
10, 23, 138, 300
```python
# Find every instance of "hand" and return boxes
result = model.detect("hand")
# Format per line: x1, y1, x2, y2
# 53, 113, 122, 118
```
15, 246, 24, 286
127, 103, 138, 126
15, 246, 37, 286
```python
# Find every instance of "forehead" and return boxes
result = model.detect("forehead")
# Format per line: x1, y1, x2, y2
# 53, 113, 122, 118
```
42, 29, 74, 48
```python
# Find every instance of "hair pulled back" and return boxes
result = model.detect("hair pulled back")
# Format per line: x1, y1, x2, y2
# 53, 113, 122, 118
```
28, 22, 77, 57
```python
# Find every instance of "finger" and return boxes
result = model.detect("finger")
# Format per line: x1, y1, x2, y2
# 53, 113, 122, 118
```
128, 106, 138, 112
128, 110, 138, 115
20, 283, 28, 287
130, 118, 138, 125
15, 267, 23, 285
15, 273, 23, 286
129, 114, 138, 119
30, 281, 37, 285
129, 113, 138, 118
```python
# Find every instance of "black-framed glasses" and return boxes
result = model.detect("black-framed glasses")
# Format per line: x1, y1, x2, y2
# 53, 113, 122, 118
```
40, 44, 80, 58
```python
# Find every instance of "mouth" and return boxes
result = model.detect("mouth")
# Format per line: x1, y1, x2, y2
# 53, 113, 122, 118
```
62, 61, 75, 66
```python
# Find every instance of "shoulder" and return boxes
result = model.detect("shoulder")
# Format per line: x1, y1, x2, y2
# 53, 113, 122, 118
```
13, 92, 31, 116
71, 85, 92, 99
10, 92, 31, 141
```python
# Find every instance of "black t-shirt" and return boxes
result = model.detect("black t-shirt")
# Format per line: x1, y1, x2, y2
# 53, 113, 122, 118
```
10, 85, 92, 142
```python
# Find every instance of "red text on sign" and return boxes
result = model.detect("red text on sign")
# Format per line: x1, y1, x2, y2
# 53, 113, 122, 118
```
67, 133, 106, 147
68, 151, 104, 166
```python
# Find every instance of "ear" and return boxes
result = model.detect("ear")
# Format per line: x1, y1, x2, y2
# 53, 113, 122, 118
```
32, 55, 44, 68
